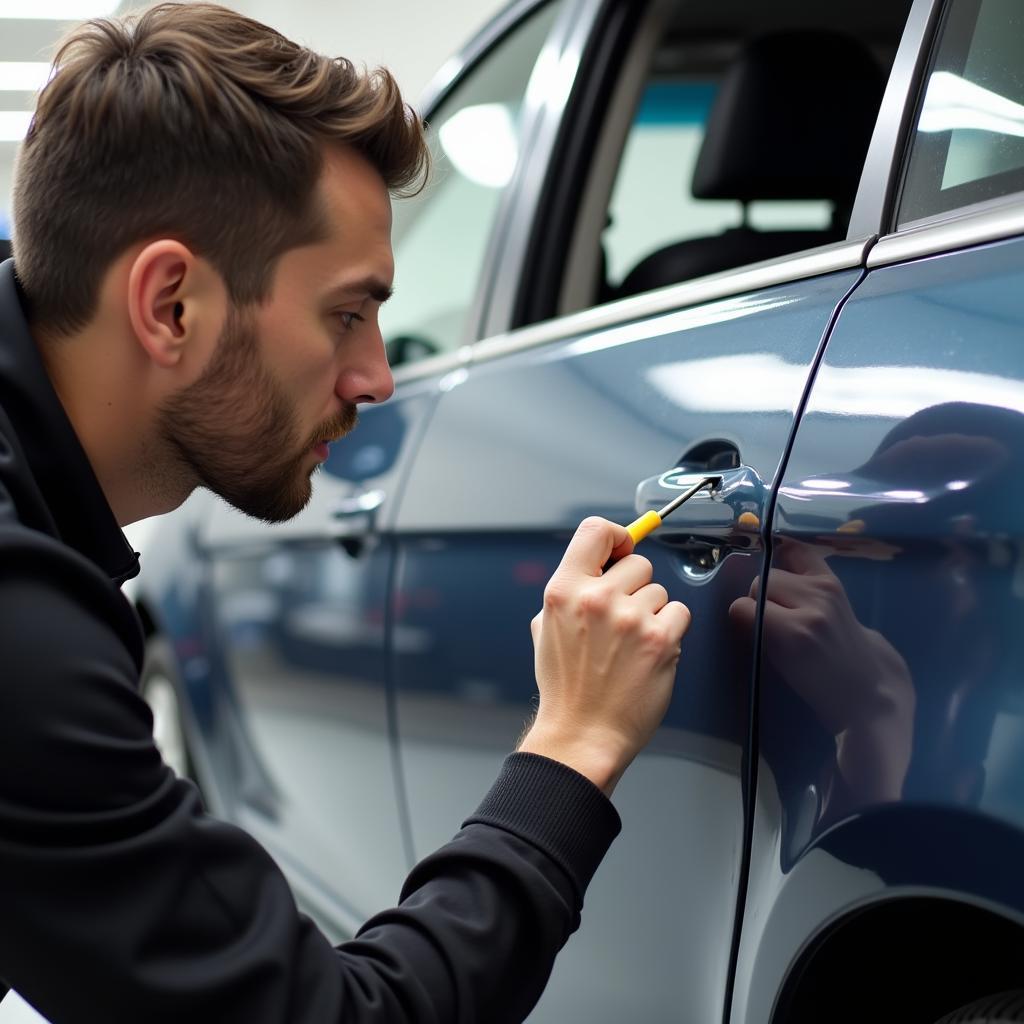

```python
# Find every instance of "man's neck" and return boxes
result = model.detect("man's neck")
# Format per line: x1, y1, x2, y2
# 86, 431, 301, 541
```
34, 322, 190, 526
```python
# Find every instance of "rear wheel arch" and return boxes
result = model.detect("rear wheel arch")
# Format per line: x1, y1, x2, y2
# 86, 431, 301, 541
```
773, 896, 1024, 1024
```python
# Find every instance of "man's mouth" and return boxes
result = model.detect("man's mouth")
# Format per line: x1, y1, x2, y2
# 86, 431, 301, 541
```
312, 407, 359, 450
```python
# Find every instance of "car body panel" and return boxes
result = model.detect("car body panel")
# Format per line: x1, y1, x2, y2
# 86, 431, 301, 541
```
185, 384, 443, 927
390, 269, 862, 1022
731, 232, 1024, 1021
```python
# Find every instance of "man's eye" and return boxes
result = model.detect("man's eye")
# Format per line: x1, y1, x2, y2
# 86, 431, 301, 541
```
336, 311, 364, 332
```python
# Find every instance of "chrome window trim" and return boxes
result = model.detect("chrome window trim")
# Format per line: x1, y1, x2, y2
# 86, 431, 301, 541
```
558, 0, 673, 317
867, 196, 1024, 268
469, 237, 872, 367
390, 346, 473, 388
479, 0, 607, 340
390, 237, 869, 386
415, 0, 551, 117
847, 0, 946, 241
457, 0, 593, 347
390, 0, 588, 388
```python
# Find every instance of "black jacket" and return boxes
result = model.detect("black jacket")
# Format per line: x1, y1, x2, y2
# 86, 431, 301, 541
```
0, 259, 620, 1023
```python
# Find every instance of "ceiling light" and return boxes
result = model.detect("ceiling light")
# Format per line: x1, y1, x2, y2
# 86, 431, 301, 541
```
0, 63, 52, 92
0, 0, 120, 18
0, 111, 32, 142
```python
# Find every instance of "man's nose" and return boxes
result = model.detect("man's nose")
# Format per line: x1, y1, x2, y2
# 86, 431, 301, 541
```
336, 328, 395, 405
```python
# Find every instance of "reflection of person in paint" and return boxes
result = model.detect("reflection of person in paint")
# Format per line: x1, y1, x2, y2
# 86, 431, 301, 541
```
731, 401, 1024, 830
730, 538, 915, 821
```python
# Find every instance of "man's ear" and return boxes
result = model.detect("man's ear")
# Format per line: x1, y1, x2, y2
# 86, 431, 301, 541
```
126, 240, 222, 369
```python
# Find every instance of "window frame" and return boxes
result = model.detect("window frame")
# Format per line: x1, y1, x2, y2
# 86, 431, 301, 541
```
389, 0, 586, 387
845, 0, 948, 240
894, 0, 1024, 228
498, 0, 934, 346
866, 0, 1024, 270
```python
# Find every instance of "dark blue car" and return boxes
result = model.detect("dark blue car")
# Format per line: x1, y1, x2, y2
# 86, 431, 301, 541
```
129, 0, 1024, 1019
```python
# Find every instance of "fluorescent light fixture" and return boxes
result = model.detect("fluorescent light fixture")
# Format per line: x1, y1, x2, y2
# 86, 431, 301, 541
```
0, 62, 52, 92
438, 103, 518, 189
919, 71, 1024, 138
0, 110, 32, 142
0, 0, 119, 17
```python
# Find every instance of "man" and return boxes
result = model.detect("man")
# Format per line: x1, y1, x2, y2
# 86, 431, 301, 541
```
0, 4, 691, 1021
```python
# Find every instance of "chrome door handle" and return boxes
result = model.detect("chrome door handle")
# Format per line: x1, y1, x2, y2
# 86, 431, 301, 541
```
331, 489, 386, 517
634, 466, 765, 547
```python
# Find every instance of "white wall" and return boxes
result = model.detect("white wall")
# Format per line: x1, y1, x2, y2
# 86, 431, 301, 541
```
0, 0, 509, 234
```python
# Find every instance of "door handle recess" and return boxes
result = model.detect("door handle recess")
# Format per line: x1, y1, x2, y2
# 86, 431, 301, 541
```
328, 488, 386, 555
634, 465, 766, 553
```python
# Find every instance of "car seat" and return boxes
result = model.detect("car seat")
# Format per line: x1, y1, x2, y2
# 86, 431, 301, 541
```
613, 31, 885, 299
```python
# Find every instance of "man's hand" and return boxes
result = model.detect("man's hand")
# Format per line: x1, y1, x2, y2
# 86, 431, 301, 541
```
518, 517, 692, 796
729, 540, 915, 808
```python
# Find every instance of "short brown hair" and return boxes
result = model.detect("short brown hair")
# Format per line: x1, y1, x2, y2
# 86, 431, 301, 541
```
12, 2, 428, 336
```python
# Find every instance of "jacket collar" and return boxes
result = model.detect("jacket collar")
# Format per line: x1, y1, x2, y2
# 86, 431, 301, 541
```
0, 259, 139, 585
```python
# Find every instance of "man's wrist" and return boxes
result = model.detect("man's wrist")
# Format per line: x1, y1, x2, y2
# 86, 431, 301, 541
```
517, 724, 626, 798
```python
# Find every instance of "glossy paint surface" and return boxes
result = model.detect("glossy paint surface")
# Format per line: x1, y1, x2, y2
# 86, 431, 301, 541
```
732, 235, 1024, 1022
196, 389, 439, 926
391, 272, 860, 1022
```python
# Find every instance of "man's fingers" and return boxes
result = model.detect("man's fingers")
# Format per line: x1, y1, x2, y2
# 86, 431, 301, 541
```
760, 568, 818, 610
530, 611, 542, 644
729, 594, 757, 629
558, 517, 631, 578
632, 582, 669, 614
655, 599, 691, 637
606, 535, 635, 566
776, 539, 835, 577
601, 552, 654, 594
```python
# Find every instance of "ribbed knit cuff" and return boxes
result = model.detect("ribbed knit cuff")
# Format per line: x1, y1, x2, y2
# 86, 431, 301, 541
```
464, 752, 622, 901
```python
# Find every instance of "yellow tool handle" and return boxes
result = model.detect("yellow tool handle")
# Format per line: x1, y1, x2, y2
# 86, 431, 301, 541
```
626, 510, 662, 545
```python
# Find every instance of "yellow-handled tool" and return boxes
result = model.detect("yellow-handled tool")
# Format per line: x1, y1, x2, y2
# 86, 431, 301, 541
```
624, 476, 719, 545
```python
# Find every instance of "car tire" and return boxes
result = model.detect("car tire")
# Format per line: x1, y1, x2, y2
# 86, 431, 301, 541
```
140, 637, 195, 781
934, 992, 1024, 1023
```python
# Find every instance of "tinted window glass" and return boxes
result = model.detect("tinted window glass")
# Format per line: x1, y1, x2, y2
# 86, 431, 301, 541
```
380, 0, 563, 366
899, 0, 1024, 225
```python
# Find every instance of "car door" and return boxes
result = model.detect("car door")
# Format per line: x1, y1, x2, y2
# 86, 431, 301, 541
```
197, 390, 436, 932
387, 0, 908, 1018
731, 0, 1024, 1020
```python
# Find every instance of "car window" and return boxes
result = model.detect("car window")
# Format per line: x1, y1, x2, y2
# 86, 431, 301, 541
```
549, 1, 908, 319
379, 0, 564, 367
604, 78, 832, 291
899, 0, 1024, 226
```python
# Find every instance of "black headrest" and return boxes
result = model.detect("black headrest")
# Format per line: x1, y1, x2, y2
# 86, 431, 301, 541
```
692, 32, 885, 203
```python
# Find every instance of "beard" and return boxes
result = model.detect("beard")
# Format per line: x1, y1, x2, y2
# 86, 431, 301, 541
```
158, 307, 357, 523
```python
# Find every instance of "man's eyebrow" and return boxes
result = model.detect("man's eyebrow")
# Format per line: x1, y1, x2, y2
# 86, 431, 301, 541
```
325, 276, 394, 304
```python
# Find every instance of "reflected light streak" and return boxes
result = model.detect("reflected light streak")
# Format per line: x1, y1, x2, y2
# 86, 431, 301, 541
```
438, 104, 518, 188
801, 479, 851, 490
525, 37, 577, 112
647, 354, 1024, 418
569, 295, 797, 360
920, 71, 1024, 138
883, 490, 927, 502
